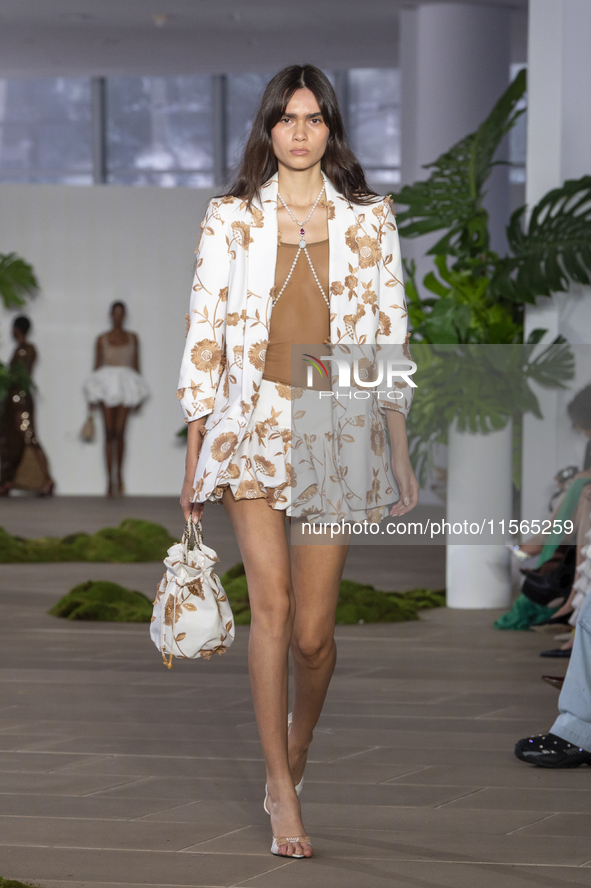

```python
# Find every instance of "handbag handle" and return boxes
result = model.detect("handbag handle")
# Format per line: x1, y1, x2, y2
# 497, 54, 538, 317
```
182, 516, 204, 562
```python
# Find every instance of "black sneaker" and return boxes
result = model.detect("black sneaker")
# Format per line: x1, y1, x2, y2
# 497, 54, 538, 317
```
515, 732, 591, 768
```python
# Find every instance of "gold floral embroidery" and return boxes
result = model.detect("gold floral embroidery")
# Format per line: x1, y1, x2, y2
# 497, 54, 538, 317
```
211, 431, 239, 462
185, 313, 191, 336
186, 578, 205, 599
233, 345, 244, 368
330, 281, 345, 297
249, 206, 264, 228
378, 311, 392, 337
231, 221, 253, 249
275, 383, 303, 401
254, 455, 276, 476
226, 462, 241, 479
344, 272, 358, 299
370, 422, 386, 456
357, 235, 381, 269
191, 339, 222, 372
200, 644, 228, 659
345, 223, 360, 253
248, 340, 268, 371
218, 287, 229, 302
235, 479, 265, 499
318, 200, 336, 220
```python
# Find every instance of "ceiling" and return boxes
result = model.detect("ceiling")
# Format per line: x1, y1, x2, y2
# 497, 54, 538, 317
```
0, 0, 528, 77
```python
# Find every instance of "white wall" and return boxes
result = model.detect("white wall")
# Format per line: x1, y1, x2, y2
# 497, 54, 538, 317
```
0, 182, 216, 494
522, 0, 591, 520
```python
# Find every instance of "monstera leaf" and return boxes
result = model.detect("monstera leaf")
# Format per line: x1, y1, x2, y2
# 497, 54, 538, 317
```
392, 69, 526, 256
492, 176, 591, 302
406, 340, 575, 485
0, 252, 38, 309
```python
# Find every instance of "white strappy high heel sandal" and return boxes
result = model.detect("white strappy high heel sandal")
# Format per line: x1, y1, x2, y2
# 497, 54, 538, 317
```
271, 835, 312, 858
264, 712, 305, 814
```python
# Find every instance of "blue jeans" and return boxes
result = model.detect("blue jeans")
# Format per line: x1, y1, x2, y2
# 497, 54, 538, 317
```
550, 592, 591, 752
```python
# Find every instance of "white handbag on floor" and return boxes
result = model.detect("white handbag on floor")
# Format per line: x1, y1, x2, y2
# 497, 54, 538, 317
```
150, 518, 234, 667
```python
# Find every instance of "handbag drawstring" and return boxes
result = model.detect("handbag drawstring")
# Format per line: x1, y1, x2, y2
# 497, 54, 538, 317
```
163, 517, 204, 669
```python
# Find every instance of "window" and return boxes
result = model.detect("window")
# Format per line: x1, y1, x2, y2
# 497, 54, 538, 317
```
0, 77, 92, 184
226, 73, 274, 176
0, 69, 404, 189
348, 69, 400, 185
509, 64, 527, 185
106, 76, 214, 187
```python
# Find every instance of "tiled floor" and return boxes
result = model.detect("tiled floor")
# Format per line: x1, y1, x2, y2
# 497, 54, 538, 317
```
0, 497, 589, 887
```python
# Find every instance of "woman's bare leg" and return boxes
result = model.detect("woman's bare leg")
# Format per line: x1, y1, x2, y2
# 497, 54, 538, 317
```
222, 491, 312, 858
288, 541, 349, 785
114, 406, 130, 494
100, 405, 116, 496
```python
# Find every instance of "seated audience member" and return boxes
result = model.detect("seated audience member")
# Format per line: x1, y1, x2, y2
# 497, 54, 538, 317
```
515, 385, 591, 654
515, 591, 591, 767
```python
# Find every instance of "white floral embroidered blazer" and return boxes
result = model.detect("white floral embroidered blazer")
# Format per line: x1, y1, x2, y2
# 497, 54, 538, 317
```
177, 172, 411, 503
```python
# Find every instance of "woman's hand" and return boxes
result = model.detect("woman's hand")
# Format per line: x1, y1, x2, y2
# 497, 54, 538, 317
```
180, 418, 207, 523
389, 450, 419, 516
180, 477, 203, 522
383, 408, 419, 516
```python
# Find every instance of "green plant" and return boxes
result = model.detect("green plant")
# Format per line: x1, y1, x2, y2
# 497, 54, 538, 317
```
220, 562, 445, 625
0, 518, 175, 563
0, 252, 39, 414
406, 341, 575, 485
0, 878, 38, 888
392, 69, 591, 345
49, 581, 153, 622
0, 253, 38, 310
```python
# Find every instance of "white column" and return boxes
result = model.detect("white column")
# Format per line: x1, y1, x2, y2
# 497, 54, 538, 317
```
446, 421, 513, 609
522, 0, 591, 523
400, 3, 511, 251
400, 4, 513, 607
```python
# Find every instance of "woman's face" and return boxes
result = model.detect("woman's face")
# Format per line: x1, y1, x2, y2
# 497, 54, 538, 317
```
111, 305, 125, 326
271, 88, 329, 172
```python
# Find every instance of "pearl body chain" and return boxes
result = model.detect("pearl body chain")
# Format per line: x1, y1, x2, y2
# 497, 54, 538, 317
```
275, 178, 329, 308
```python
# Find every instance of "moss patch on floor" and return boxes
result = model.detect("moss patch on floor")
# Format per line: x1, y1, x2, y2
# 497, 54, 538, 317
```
0, 878, 38, 888
49, 581, 154, 622
49, 564, 445, 625
222, 563, 445, 625
0, 519, 175, 563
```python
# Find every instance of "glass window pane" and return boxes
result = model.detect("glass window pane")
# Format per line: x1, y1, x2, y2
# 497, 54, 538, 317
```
0, 77, 92, 184
106, 76, 214, 187
348, 69, 400, 183
509, 63, 527, 185
226, 73, 274, 174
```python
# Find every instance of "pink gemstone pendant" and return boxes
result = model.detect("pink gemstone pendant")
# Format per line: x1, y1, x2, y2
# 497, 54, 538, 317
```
299, 228, 305, 236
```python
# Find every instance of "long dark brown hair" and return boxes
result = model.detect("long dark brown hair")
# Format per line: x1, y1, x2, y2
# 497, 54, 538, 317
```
226, 65, 377, 206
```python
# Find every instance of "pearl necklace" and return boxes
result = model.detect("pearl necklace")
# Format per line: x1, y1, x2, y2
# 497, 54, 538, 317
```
275, 178, 329, 308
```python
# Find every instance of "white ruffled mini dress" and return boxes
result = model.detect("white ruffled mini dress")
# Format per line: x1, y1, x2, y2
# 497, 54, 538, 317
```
84, 334, 150, 408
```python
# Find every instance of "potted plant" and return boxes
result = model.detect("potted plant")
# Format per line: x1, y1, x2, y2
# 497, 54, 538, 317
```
390, 69, 590, 607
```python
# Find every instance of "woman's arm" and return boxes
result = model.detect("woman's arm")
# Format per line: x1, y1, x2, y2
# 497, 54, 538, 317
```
133, 333, 140, 373
177, 199, 231, 423
180, 418, 207, 521
178, 199, 231, 520
385, 408, 419, 516
94, 336, 103, 371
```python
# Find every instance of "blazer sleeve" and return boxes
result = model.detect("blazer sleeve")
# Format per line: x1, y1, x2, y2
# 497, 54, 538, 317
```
177, 200, 230, 422
376, 197, 413, 419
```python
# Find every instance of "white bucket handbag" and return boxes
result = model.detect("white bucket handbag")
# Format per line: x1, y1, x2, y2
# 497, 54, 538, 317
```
150, 518, 234, 667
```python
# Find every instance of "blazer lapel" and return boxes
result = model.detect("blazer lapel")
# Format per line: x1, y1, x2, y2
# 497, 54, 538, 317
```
325, 175, 358, 341
242, 174, 279, 404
